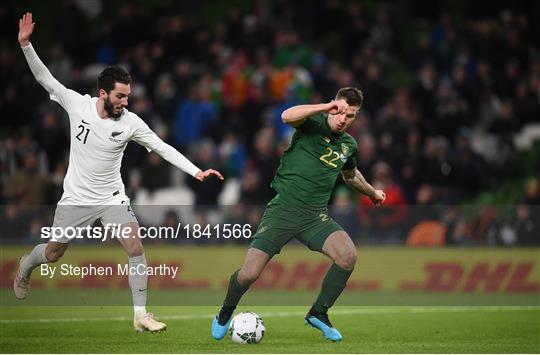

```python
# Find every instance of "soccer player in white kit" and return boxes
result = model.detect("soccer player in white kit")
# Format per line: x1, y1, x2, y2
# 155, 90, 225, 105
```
13, 12, 224, 332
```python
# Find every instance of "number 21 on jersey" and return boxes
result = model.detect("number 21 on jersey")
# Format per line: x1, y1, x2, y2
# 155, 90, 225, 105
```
76, 124, 90, 144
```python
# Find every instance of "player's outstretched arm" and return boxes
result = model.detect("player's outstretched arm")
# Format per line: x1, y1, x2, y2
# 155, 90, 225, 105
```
153, 142, 224, 182
18, 12, 65, 95
131, 119, 224, 183
281, 100, 348, 128
341, 168, 386, 205
194, 169, 224, 182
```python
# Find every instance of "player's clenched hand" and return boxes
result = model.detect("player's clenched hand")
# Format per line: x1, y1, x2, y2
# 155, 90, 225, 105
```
370, 189, 386, 206
18, 12, 35, 47
195, 169, 224, 182
327, 99, 348, 115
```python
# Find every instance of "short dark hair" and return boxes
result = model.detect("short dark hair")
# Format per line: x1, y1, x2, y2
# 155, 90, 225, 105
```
336, 87, 364, 107
97, 66, 131, 93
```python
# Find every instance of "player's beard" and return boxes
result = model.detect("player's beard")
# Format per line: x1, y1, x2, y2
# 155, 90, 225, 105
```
104, 97, 123, 119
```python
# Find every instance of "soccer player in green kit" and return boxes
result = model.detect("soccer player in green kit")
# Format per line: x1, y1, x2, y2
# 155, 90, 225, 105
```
212, 87, 386, 341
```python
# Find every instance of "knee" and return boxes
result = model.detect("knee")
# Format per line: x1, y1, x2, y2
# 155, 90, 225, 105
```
334, 248, 357, 270
46, 247, 66, 263
126, 244, 144, 257
237, 268, 260, 286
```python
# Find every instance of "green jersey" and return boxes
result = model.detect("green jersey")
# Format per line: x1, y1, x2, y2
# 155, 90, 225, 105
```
271, 113, 358, 207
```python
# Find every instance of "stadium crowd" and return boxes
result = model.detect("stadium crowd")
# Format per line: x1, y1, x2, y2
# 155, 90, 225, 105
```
0, 0, 539, 245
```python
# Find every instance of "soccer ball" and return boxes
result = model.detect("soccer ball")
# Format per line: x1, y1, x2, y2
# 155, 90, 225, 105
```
229, 312, 265, 344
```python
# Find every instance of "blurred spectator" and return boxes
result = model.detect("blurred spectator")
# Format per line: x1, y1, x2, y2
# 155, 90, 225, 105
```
433, 78, 470, 139
442, 206, 467, 246
404, 183, 442, 239
423, 136, 455, 189
24, 217, 46, 244
238, 84, 267, 151
271, 89, 299, 141
218, 132, 247, 178
0, 206, 28, 239
356, 133, 379, 182
472, 206, 501, 245
241, 129, 278, 204
222, 51, 250, 110
399, 129, 423, 202
489, 205, 539, 246
47, 45, 73, 85
35, 106, 69, 172
172, 85, 217, 148
7, 128, 49, 177
186, 139, 223, 206
490, 138, 525, 182
53, 0, 91, 65
414, 62, 437, 124
4, 152, 51, 205
274, 28, 312, 70
489, 99, 519, 134
514, 81, 540, 127
172, 59, 197, 100
139, 152, 171, 194
512, 205, 539, 246
452, 129, 486, 198
160, 209, 181, 244
451, 64, 478, 114
359, 62, 390, 114
330, 187, 359, 239
153, 73, 179, 121
50, 160, 67, 203
523, 178, 540, 204
240, 167, 267, 205
358, 162, 407, 242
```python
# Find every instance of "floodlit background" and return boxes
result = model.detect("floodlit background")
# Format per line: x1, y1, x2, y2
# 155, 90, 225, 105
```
0, 1, 539, 353
0, 0, 538, 303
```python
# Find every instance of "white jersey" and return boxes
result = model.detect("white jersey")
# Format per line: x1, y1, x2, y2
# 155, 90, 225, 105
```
54, 92, 162, 204
22, 43, 201, 205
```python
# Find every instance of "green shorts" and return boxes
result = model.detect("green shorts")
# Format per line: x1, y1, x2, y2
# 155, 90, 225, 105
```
250, 195, 344, 257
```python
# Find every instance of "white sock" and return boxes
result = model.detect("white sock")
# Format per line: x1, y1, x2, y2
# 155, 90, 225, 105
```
21, 243, 48, 279
134, 306, 146, 317
128, 254, 147, 317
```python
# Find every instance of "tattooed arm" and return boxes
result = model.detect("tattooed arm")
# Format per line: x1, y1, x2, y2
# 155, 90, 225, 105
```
341, 169, 386, 205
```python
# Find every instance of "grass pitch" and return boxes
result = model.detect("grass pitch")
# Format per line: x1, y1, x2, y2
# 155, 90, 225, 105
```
1, 305, 538, 353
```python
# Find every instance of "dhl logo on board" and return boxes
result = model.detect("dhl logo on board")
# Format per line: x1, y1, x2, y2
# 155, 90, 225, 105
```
0, 246, 538, 293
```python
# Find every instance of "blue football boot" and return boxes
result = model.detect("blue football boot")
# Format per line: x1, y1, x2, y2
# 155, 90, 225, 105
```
305, 309, 343, 341
211, 307, 233, 340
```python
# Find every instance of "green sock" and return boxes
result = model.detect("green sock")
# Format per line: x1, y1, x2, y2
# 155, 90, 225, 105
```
312, 263, 353, 314
223, 270, 250, 308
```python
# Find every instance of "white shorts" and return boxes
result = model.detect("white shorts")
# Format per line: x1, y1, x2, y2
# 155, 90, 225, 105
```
51, 193, 138, 243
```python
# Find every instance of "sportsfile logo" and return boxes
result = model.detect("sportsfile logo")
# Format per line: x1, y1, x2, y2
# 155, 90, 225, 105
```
40, 223, 253, 242
41, 223, 131, 242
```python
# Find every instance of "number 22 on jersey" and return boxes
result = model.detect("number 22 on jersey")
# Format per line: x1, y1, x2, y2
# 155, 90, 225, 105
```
319, 147, 340, 168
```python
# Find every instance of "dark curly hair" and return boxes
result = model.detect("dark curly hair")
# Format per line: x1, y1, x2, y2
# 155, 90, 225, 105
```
97, 66, 131, 93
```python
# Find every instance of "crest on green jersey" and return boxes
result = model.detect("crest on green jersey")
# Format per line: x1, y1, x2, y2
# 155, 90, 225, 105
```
341, 143, 349, 156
